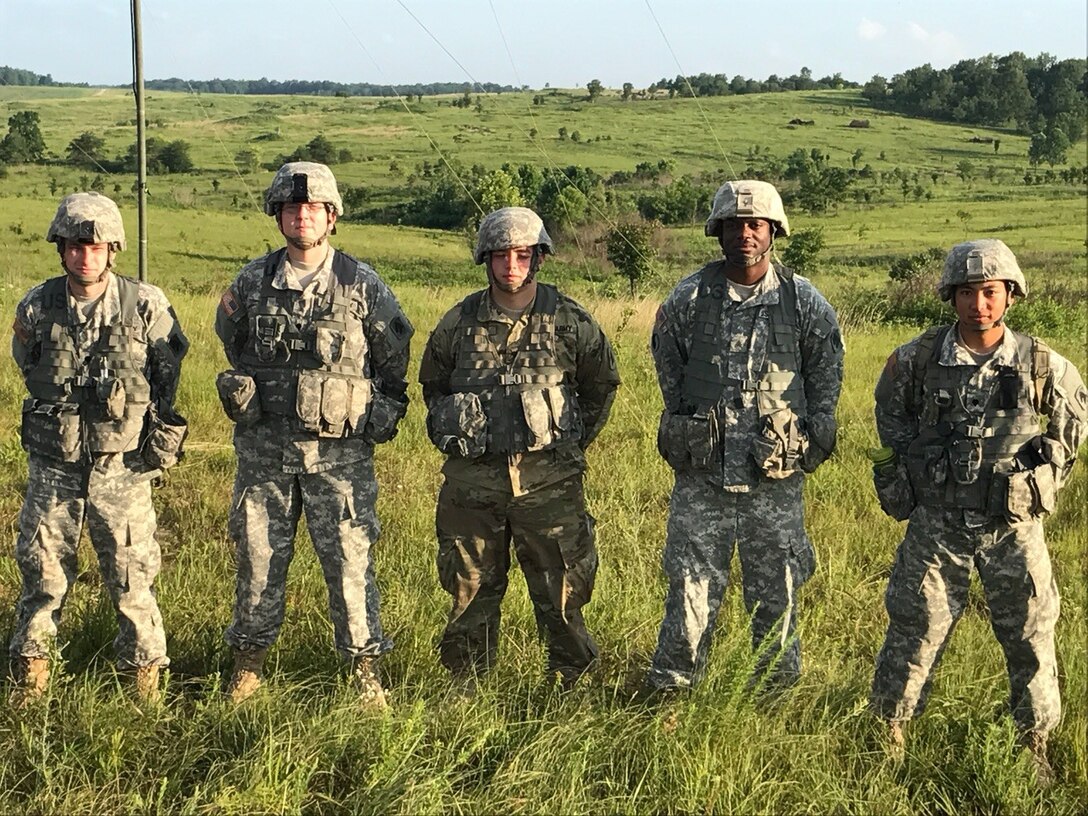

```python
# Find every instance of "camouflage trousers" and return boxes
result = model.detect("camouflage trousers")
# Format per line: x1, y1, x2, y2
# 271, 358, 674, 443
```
435, 474, 598, 680
224, 458, 391, 659
646, 472, 815, 690
9, 452, 168, 668
871, 505, 1060, 733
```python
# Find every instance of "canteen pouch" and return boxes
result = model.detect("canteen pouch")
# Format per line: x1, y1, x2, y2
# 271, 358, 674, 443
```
428, 392, 487, 458
363, 390, 406, 445
142, 407, 188, 470
20, 398, 82, 462
216, 370, 262, 426
1003, 464, 1057, 523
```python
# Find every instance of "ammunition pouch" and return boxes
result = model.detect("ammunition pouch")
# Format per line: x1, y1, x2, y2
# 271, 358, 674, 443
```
873, 461, 916, 521
97, 378, 127, 421
142, 407, 189, 470
751, 409, 807, 479
295, 370, 371, 438
520, 386, 576, 452
362, 391, 407, 445
428, 393, 487, 458
1000, 436, 1060, 522
216, 370, 263, 426
657, 411, 718, 472
20, 398, 82, 462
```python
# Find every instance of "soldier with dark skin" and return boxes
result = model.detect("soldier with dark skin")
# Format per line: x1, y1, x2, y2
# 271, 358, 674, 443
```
869, 239, 1086, 784
643, 180, 843, 695
214, 162, 413, 707
419, 207, 620, 694
9, 192, 189, 706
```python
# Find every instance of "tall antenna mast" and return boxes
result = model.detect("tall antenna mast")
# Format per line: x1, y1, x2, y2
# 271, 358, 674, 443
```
131, 0, 148, 282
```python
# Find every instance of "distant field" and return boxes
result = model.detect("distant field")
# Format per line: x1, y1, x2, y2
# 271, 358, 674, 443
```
0, 87, 1085, 813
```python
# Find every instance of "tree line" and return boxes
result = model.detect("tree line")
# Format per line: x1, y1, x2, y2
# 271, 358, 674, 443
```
647, 67, 859, 98
143, 78, 520, 97
862, 53, 1086, 150
0, 65, 86, 87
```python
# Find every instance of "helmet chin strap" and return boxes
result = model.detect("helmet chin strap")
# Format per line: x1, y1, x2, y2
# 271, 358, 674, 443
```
720, 228, 776, 268
487, 247, 541, 294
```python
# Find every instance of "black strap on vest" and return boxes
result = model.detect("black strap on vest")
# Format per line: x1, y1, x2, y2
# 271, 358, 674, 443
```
40, 274, 140, 329
459, 284, 559, 320
262, 247, 359, 287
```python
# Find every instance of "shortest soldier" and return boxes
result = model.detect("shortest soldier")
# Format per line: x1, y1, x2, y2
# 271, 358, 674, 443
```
9, 193, 189, 706
419, 207, 620, 695
870, 239, 1086, 784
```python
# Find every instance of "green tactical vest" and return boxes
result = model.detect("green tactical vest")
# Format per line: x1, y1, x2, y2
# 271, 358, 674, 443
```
681, 262, 806, 417
906, 325, 1050, 513
238, 248, 373, 438
21, 275, 151, 461
448, 284, 581, 454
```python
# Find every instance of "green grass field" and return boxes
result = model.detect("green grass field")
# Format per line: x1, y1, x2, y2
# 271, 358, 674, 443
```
0, 86, 1085, 814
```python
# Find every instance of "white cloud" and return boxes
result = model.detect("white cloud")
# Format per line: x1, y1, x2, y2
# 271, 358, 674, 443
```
857, 19, 886, 42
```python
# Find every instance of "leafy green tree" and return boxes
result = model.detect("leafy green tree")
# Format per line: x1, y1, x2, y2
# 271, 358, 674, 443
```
0, 110, 46, 163
474, 169, 525, 213
621, 82, 634, 101
606, 221, 658, 295
234, 149, 259, 174
1028, 125, 1070, 166
586, 79, 603, 101
66, 131, 106, 169
780, 228, 824, 274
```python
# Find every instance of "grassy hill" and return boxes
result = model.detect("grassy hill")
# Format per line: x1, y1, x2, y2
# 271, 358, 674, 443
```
0, 86, 1085, 813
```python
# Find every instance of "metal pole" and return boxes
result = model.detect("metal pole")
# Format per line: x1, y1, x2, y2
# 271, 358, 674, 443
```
131, 0, 148, 281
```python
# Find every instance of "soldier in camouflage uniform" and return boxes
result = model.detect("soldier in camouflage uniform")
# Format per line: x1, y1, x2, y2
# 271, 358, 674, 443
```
870, 239, 1086, 783
419, 207, 619, 692
215, 162, 413, 706
9, 192, 189, 706
643, 180, 843, 694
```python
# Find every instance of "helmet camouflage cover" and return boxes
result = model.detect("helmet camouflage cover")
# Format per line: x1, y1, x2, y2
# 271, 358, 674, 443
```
704, 179, 790, 238
46, 192, 126, 250
473, 207, 554, 264
263, 161, 344, 216
938, 239, 1028, 301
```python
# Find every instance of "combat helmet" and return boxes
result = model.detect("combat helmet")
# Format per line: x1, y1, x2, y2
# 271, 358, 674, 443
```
46, 192, 126, 250
263, 161, 344, 216
704, 180, 790, 238
938, 239, 1027, 301
473, 207, 554, 264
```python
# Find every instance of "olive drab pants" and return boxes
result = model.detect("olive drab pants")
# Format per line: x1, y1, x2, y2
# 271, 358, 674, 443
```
435, 475, 599, 680
870, 505, 1061, 733
224, 458, 392, 659
10, 453, 168, 668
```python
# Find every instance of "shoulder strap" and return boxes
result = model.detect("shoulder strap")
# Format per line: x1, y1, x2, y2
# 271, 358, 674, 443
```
41, 276, 68, 326
114, 275, 140, 322
533, 283, 559, 316
331, 249, 358, 287
910, 325, 950, 414
773, 263, 797, 325
459, 289, 487, 319
1030, 334, 1051, 414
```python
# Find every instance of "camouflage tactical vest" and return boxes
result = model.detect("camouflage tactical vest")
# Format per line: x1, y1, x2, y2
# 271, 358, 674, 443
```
238, 248, 373, 438
448, 284, 581, 454
906, 325, 1049, 513
21, 275, 151, 461
681, 262, 805, 417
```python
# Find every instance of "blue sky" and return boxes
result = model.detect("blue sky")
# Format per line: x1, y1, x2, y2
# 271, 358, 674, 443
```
2, 0, 1084, 89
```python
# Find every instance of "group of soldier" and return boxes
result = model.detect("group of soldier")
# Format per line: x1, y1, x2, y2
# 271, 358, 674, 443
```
7, 161, 1085, 785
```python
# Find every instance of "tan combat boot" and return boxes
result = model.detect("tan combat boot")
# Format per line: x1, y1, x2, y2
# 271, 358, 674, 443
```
1020, 731, 1053, 788
133, 665, 162, 704
351, 656, 388, 711
226, 647, 268, 704
9, 656, 50, 709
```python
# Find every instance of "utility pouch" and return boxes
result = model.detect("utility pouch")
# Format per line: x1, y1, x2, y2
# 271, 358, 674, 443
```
295, 370, 323, 430
20, 398, 82, 462
363, 390, 406, 445
429, 392, 487, 458
314, 327, 344, 365
685, 412, 718, 469
347, 378, 372, 433
97, 378, 127, 421
142, 407, 188, 470
215, 370, 262, 426
751, 409, 804, 479
873, 461, 916, 521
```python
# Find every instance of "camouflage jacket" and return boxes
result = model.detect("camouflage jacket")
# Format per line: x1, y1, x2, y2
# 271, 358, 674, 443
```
215, 247, 412, 475
875, 324, 1087, 520
13, 273, 187, 467
652, 262, 843, 490
420, 285, 620, 496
